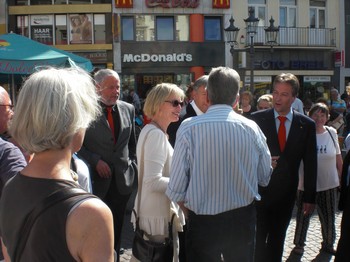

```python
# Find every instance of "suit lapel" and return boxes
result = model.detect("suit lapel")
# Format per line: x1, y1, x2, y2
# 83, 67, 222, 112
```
284, 112, 303, 152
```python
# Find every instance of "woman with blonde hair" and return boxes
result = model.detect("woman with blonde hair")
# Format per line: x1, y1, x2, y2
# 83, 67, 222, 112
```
131, 83, 186, 262
0, 67, 115, 262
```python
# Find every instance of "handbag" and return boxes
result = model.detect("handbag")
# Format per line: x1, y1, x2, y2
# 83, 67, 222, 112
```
132, 210, 175, 262
132, 127, 175, 262
12, 187, 96, 262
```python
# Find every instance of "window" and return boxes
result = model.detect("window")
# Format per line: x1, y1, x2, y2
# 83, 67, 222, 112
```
156, 17, 174, 41
176, 15, 189, 41
30, 0, 52, 4
16, 16, 29, 37
122, 16, 134, 41
123, 15, 188, 42
94, 14, 106, 44
248, 0, 267, 26
69, 14, 93, 44
310, 0, 326, 28
55, 15, 67, 44
136, 15, 154, 41
280, 0, 296, 27
204, 17, 221, 41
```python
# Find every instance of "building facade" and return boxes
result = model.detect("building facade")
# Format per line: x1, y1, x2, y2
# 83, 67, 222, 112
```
113, 0, 339, 101
1, 0, 341, 102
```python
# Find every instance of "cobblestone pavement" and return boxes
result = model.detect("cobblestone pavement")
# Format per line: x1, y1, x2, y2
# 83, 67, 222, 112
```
120, 207, 343, 262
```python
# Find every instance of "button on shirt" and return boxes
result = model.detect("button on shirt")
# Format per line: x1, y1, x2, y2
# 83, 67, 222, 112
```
166, 105, 272, 215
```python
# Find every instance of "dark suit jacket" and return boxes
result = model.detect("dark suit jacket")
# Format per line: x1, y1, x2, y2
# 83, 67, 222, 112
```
167, 103, 197, 147
251, 109, 317, 206
79, 100, 137, 198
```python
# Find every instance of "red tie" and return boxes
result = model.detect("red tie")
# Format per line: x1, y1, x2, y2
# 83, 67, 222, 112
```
106, 107, 115, 143
278, 116, 287, 152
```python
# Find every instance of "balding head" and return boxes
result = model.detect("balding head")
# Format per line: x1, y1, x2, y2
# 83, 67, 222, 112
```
0, 87, 14, 134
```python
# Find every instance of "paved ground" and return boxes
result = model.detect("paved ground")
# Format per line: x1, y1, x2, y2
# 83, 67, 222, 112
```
120, 201, 343, 262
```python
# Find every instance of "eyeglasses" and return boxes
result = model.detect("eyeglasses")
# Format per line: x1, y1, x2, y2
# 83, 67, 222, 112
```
0, 105, 14, 110
164, 100, 184, 107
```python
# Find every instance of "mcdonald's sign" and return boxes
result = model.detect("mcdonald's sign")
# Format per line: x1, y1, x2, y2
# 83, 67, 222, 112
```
213, 0, 230, 9
115, 0, 133, 8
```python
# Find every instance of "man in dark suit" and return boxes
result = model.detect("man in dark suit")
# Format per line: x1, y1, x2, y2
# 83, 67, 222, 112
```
251, 73, 317, 262
79, 69, 137, 262
168, 75, 209, 147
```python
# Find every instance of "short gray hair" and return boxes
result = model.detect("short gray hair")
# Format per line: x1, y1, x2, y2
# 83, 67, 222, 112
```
94, 69, 120, 85
192, 75, 208, 91
10, 67, 101, 154
207, 67, 240, 105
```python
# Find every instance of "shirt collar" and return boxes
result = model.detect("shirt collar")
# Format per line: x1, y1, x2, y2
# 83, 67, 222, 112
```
190, 100, 204, 115
274, 108, 293, 122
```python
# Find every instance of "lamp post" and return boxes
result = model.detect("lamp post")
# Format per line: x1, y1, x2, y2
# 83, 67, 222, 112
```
224, 16, 240, 69
244, 8, 259, 94
264, 16, 279, 53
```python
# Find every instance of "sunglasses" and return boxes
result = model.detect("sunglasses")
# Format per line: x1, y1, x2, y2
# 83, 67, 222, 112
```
165, 100, 184, 107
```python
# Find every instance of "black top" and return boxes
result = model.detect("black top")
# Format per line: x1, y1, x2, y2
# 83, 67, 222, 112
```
0, 173, 94, 262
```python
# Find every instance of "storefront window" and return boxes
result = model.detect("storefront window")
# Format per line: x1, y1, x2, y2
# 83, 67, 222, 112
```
15, 0, 29, 5
30, 15, 53, 45
16, 16, 29, 37
204, 17, 222, 41
156, 17, 174, 41
67, 0, 92, 4
55, 15, 67, 44
30, 0, 52, 4
94, 14, 106, 44
69, 14, 93, 44
122, 16, 134, 41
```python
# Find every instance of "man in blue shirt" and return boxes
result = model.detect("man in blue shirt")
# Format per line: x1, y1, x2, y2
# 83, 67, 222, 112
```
166, 67, 272, 262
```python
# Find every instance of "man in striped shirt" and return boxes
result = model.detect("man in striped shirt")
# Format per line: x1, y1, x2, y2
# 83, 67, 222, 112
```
166, 66, 273, 262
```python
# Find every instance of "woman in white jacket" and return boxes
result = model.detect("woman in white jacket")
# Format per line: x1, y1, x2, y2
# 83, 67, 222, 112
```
131, 83, 185, 262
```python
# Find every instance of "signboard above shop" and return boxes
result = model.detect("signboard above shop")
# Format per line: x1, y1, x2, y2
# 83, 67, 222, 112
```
121, 42, 225, 69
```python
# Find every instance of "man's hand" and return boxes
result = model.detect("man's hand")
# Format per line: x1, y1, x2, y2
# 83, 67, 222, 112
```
96, 160, 112, 178
303, 203, 315, 216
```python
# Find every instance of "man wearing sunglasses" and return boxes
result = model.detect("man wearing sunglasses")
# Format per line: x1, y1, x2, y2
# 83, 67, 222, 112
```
0, 86, 27, 261
167, 75, 209, 147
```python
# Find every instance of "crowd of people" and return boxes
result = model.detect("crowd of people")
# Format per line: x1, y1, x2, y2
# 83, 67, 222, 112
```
1, 65, 350, 262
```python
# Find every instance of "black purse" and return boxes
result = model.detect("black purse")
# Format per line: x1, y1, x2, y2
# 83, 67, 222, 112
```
132, 210, 175, 262
132, 128, 175, 262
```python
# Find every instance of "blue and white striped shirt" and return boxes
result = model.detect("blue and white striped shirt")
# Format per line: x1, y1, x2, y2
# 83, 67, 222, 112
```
166, 105, 272, 215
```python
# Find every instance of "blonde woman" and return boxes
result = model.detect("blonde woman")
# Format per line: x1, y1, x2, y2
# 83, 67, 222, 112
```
131, 83, 186, 262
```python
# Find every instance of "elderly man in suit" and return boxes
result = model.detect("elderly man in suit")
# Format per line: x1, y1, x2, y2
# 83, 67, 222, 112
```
251, 73, 317, 262
167, 75, 209, 147
79, 69, 137, 262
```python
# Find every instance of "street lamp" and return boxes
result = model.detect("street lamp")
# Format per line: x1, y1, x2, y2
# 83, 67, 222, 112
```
244, 8, 259, 93
264, 16, 279, 52
224, 16, 240, 69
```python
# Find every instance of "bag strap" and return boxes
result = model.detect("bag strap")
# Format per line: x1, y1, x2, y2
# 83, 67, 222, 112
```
13, 187, 94, 262
325, 126, 336, 148
135, 128, 153, 217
